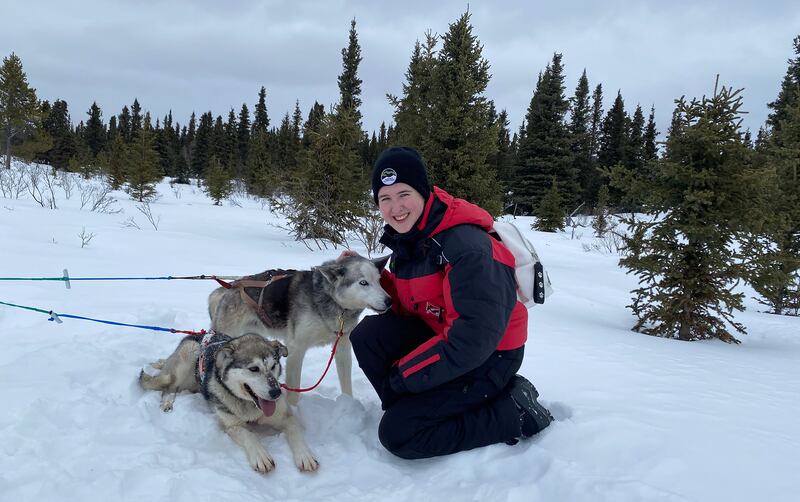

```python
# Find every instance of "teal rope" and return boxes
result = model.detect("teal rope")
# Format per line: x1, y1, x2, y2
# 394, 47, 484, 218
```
0, 300, 50, 315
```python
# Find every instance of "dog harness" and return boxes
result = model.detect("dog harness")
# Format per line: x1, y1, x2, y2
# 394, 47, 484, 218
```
196, 331, 231, 386
226, 270, 294, 328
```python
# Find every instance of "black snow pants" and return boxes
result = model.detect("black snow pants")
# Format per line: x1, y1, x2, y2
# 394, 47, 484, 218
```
350, 311, 524, 459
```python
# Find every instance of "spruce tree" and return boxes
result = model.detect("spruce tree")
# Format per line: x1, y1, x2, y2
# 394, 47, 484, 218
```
118, 105, 132, 143
766, 35, 800, 143
749, 35, 800, 315
292, 101, 303, 141
289, 100, 303, 174
155, 111, 179, 177
237, 103, 251, 178
421, 12, 502, 214
514, 53, 577, 214
598, 91, 629, 207
204, 155, 232, 205
186, 112, 196, 145
598, 91, 627, 169
130, 99, 142, 139
592, 184, 610, 237
0, 53, 39, 169
154, 116, 173, 177
280, 108, 364, 244
570, 69, 596, 205
302, 102, 325, 148
84, 102, 106, 158
389, 34, 438, 152
335, 16, 366, 174
107, 115, 118, 143
273, 112, 294, 187
246, 129, 273, 197
534, 177, 566, 232
751, 97, 800, 315
12, 100, 53, 166
125, 115, 161, 201
613, 83, 760, 343
223, 109, 238, 171
105, 134, 127, 189
191, 111, 213, 178
338, 19, 363, 123
590, 84, 604, 159
252, 86, 269, 135
643, 105, 659, 162
69, 124, 94, 175
278, 20, 367, 245
41, 99, 74, 170
211, 114, 228, 167
492, 109, 514, 208
625, 104, 645, 171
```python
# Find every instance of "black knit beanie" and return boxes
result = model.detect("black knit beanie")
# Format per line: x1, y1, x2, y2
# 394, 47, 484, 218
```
371, 146, 431, 204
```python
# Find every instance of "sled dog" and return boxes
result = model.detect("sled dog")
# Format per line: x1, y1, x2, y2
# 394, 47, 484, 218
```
208, 255, 392, 405
139, 332, 318, 473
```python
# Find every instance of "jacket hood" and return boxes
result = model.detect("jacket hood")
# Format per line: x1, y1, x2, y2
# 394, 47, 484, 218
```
420, 186, 494, 237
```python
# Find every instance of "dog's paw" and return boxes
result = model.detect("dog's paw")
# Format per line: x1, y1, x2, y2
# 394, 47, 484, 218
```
248, 447, 276, 474
160, 399, 174, 412
294, 449, 319, 472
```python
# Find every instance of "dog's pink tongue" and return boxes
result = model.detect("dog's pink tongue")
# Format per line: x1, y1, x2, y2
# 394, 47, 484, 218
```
258, 398, 276, 417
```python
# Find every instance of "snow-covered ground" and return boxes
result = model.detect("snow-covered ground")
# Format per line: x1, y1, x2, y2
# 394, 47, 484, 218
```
1, 163, 798, 502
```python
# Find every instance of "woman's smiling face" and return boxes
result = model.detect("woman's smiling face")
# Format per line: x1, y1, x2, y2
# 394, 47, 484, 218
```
377, 182, 426, 234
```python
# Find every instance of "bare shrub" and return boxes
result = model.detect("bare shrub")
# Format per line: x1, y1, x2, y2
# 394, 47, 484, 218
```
58, 172, 75, 199
77, 227, 96, 248
0, 166, 29, 199
349, 208, 386, 257
79, 180, 121, 213
121, 217, 141, 230
582, 221, 627, 255
136, 201, 161, 230
27, 164, 58, 209
566, 213, 590, 240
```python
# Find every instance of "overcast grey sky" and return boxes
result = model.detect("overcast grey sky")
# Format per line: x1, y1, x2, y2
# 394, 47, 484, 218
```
2, 1, 798, 141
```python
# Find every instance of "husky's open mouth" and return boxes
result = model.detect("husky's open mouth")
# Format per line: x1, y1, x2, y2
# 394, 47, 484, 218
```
243, 383, 277, 417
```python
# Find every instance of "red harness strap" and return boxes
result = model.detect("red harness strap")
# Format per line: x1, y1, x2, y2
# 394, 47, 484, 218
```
281, 316, 345, 393
212, 276, 234, 289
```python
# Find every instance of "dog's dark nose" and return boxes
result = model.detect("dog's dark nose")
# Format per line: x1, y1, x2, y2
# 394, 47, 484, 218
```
269, 388, 281, 400
384, 297, 393, 309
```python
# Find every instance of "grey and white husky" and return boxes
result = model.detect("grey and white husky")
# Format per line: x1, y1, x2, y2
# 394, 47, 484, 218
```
139, 332, 319, 473
208, 255, 392, 405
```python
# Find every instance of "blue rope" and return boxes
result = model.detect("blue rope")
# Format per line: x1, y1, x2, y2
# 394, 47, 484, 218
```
54, 313, 176, 332
0, 299, 206, 336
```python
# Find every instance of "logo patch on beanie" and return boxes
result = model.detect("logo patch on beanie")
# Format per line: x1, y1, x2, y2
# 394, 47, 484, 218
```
380, 168, 397, 185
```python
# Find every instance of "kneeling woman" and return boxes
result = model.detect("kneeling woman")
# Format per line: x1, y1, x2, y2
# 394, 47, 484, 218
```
350, 146, 553, 460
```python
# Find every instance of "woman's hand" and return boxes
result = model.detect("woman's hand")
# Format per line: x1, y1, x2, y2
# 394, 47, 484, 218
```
337, 250, 361, 261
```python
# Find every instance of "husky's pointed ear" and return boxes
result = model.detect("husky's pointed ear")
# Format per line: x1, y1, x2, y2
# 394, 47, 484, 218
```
217, 343, 234, 364
318, 264, 345, 284
271, 341, 288, 359
373, 255, 391, 271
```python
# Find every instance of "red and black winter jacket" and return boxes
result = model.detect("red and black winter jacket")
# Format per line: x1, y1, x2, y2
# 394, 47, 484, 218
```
380, 187, 528, 394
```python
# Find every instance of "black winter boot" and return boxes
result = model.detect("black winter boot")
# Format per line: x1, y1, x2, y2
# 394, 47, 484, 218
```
507, 375, 553, 441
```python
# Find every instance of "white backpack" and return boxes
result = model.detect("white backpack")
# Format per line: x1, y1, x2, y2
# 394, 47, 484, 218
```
490, 221, 554, 308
